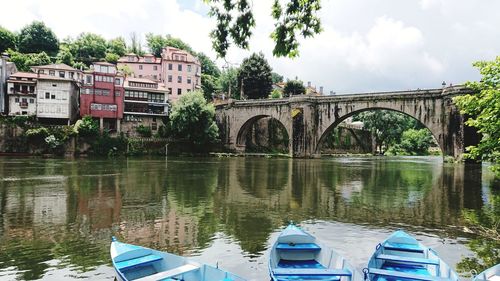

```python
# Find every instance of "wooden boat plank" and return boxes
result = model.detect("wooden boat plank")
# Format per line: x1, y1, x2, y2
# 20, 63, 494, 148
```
273, 268, 352, 276
134, 263, 200, 281
115, 254, 163, 271
369, 268, 451, 281
376, 254, 440, 265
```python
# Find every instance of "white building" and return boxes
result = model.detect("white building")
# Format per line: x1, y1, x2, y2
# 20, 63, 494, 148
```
36, 75, 79, 124
1, 56, 18, 114
31, 63, 83, 84
7, 72, 38, 116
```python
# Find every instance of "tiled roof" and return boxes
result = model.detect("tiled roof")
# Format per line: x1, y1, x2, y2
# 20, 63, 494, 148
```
31, 63, 78, 71
93, 61, 116, 66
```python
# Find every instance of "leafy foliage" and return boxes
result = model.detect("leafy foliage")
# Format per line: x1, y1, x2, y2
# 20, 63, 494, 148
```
271, 72, 284, 83
169, 90, 219, 146
270, 88, 282, 99
218, 66, 239, 99
387, 129, 434, 156
136, 125, 152, 138
197, 52, 220, 77
69, 33, 107, 63
107, 37, 127, 57
74, 116, 99, 138
105, 53, 120, 63
205, 0, 322, 58
457, 192, 500, 274
201, 73, 218, 101
6, 50, 51, 71
354, 110, 421, 154
0, 26, 16, 53
56, 45, 74, 66
283, 79, 306, 97
145, 33, 194, 56
238, 52, 273, 99
17, 21, 59, 55
454, 57, 500, 177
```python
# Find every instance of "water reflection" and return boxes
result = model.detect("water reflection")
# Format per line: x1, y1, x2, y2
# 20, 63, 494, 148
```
0, 157, 492, 280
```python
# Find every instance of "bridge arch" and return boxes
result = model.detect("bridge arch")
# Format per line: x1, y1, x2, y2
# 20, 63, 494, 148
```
315, 107, 443, 155
235, 115, 291, 152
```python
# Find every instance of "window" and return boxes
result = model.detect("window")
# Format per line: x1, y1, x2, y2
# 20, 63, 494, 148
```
69, 72, 74, 78
86, 88, 90, 95
15, 97, 19, 102
168, 75, 172, 82
49, 70, 55, 76
168, 63, 172, 70
115, 91, 120, 96
153, 75, 157, 80
187, 65, 192, 72
153, 65, 158, 71
30, 99, 34, 104
52, 84, 57, 87
177, 76, 182, 83
187, 77, 191, 84
139, 65, 143, 70
115, 78, 121, 85
168, 88, 172, 94
175, 55, 179, 60
86, 75, 92, 84
45, 92, 50, 99
138, 75, 143, 78
178, 64, 182, 71
51, 94, 56, 99
59, 71, 65, 78
177, 88, 182, 95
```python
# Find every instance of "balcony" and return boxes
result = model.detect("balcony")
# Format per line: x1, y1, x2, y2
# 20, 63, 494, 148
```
19, 102, 29, 108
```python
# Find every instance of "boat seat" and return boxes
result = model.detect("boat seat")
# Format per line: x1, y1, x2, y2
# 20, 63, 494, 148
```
276, 243, 321, 251
376, 254, 440, 265
134, 263, 200, 281
368, 268, 451, 281
115, 254, 163, 271
384, 242, 424, 253
274, 268, 352, 276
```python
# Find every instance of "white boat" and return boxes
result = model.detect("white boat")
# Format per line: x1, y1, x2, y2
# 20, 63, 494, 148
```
110, 237, 246, 281
269, 224, 363, 281
366, 230, 460, 281
474, 264, 500, 281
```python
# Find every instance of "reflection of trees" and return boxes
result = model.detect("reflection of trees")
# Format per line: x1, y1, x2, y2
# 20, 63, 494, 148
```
236, 158, 289, 198
457, 177, 499, 275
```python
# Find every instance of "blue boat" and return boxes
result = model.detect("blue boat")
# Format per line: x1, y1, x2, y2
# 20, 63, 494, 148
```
365, 230, 459, 281
110, 237, 246, 281
473, 264, 500, 281
269, 224, 363, 281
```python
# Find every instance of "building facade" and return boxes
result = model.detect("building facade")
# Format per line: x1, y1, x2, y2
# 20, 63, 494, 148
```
160, 47, 201, 102
122, 77, 169, 136
7, 72, 37, 116
31, 63, 83, 84
117, 53, 162, 81
80, 62, 125, 132
36, 75, 79, 124
1, 57, 18, 114
117, 46, 201, 103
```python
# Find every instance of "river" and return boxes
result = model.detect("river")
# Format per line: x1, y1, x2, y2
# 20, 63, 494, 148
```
0, 156, 496, 280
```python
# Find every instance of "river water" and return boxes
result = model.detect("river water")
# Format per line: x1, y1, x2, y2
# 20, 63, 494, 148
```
0, 156, 496, 280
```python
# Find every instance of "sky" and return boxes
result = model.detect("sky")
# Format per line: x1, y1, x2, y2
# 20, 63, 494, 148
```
2, 0, 500, 94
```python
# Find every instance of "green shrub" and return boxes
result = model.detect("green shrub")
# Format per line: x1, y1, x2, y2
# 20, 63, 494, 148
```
75, 116, 99, 138
136, 125, 152, 137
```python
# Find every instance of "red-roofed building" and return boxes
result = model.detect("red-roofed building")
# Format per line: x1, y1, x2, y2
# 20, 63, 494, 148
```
80, 62, 125, 132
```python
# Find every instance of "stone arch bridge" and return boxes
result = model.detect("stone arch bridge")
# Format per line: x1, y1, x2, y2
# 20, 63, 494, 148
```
215, 86, 478, 159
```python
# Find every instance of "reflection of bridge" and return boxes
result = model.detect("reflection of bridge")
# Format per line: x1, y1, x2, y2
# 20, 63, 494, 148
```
215, 86, 478, 159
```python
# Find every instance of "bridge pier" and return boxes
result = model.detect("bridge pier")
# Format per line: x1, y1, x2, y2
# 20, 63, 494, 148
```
215, 87, 477, 160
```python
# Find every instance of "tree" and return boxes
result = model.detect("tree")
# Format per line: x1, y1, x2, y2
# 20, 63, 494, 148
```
163, 34, 194, 53
70, 33, 107, 63
218, 67, 239, 99
271, 72, 284, 83
270, 88, 282, 99
17, 21, 59, 55
169, 90, 219, 147
201, 73, 218, 101
74, 116, 99, 138
6, 50, 51, 71
105, 53, 120, 63
0, 26, 16, 53
56, 46, 74, 66
238, 52, 273, 99
454, 56, 500, 177
398, 129, 434, 155
129, 32, 144, 55
205, 0, 321, 58
107, 37, 127, 57
354, 110, 418, 154
145, 33, 167, 57
283, 80, 305, 97
197, 52, 220, 77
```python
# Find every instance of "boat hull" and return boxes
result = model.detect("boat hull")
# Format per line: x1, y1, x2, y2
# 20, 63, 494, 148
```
473, 264, 500, 281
